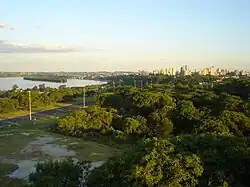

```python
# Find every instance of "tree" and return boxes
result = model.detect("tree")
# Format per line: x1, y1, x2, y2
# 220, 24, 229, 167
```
55, 106, 118, 137
12, 84, 19, 91
28, 159, 91, 187
123, 116, 147, 135
38, 84, 46, 92
87, 136, 250, 187
87, 137, 203, 187
173, 100, 201, 134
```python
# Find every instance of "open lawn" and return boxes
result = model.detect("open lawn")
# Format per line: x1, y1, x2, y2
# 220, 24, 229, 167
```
0, 163, 24, 187
0, 102, 123, 186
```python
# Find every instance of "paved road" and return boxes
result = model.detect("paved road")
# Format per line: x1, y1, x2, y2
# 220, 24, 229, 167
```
0, 101, 94, 128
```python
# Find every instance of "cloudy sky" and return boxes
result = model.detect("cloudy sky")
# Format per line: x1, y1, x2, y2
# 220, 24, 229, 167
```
1, 0, 250, 72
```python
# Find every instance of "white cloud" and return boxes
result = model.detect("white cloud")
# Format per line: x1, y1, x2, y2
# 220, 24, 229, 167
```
0, 23, 14, 30
0, 40, 84, 53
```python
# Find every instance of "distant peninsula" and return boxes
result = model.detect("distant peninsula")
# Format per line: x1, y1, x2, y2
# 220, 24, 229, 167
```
23, 76, 67, 83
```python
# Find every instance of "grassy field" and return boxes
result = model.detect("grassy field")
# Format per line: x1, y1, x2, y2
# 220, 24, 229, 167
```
0, 99, 123, 186
0, 163, 24, 187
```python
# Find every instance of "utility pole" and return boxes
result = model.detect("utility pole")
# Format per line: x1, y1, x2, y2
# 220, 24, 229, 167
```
140, 80, 143, 88
134, 80, 136, 87
28, 91, 32, 120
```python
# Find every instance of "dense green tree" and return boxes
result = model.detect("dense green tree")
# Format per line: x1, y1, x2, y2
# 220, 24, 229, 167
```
21, 76, 250, 187
28, 159, 90, 187
122, 115, 147, 135
173, 100, 202, 134
88, 136, 250, 187
55, 106, 118, 137
12, 84, 19, 91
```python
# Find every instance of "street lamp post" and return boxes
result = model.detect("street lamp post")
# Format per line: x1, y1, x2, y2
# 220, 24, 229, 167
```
28, 91, 32, 120
82, 86, 86, 108
83, 86, 86, 107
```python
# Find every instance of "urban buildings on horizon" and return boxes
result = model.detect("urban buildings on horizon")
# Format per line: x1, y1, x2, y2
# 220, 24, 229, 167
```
141, 65, 250, 77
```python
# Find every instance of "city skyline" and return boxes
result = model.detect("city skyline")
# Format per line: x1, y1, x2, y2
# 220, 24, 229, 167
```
1, 0, 250, 71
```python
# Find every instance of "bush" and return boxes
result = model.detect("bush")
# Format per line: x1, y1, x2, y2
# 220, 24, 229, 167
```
28, 159, 91, 187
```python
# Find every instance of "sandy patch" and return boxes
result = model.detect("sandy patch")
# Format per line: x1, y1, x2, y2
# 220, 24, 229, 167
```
20, 132, 32, 136
21, 135, 76, 158
0, 133, 13, 137
41, 144, 75, 157
70, 142, 79, 145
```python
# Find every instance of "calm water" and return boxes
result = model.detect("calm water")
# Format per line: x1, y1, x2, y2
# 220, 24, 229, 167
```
0, 77, 105, 91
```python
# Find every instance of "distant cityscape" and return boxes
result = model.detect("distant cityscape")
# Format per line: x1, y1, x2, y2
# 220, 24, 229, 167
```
147, 65, 250, 77
0, 66, 250, 80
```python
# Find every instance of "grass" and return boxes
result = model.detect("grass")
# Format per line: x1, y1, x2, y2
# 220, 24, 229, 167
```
0, 100, 125, 185
0, 163, 25, 187
71, 96, 96, 105
0, 96, 93, 120
54, 135, 122, 161
0, 103, 68, 120
0, 134, 36, 159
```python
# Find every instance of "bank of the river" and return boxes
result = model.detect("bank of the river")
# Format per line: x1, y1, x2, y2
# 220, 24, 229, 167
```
0, 77, 106, 91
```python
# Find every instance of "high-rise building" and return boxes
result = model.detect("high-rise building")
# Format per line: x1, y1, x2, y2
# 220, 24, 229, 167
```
180, 66, 184, 72
171, 68, 175, 76
200, 66, 217, 76
179, 70, 191, 77
200, 68, 209, 75
209, 66, 217, 76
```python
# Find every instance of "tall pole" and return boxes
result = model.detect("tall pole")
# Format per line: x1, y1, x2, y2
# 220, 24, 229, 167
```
28, 91, 32, 120
82, 87, 86, 108
113, 81, 115, 92
83, 86, 86, 107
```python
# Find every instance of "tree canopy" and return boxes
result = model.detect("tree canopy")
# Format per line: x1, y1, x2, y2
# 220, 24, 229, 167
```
27, 76, 250, 187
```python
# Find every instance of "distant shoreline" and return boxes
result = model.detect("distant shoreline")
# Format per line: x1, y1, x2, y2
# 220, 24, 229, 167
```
23, 76, 67, 83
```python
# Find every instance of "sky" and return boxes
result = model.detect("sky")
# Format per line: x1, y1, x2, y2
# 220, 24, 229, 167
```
0, 0, 250, 72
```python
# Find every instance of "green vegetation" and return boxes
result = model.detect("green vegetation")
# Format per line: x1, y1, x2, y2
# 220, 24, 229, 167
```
38, 75, 250, 187
0, 86, 72, 116
0, 84, 100, 118
87, 136, 250, 187
98, 74, 217, 86
28, 159, 90, 187
0, 103, 66, 119
23, 76, 67, 83
0, 163, 24, 187
2, 75, 250, 186
0, 104, 121, 186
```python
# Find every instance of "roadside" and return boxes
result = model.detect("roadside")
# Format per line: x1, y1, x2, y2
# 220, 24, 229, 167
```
0, 103, 69, 120
0, 95, 93, 120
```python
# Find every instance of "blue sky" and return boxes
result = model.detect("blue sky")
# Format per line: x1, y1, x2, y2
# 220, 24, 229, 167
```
0, 0, 250, 71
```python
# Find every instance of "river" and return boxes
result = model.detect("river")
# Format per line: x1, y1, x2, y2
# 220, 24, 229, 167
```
0, 77, 105, 91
